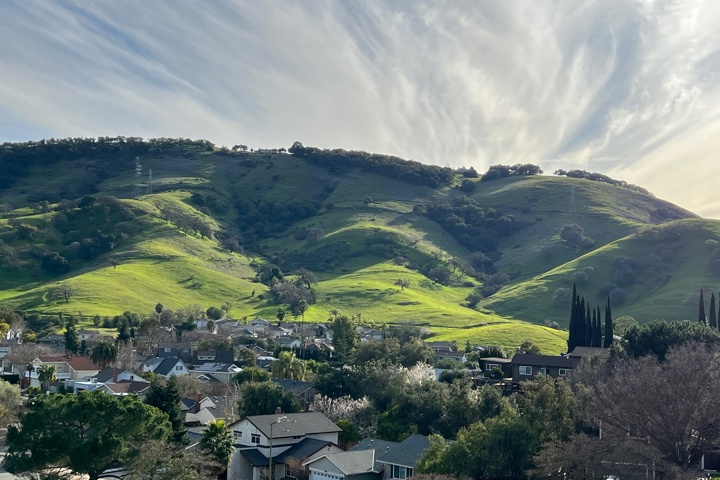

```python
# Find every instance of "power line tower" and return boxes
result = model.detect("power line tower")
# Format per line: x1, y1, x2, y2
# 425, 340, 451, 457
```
569, 185, 577, 216
131, 158, 147, 198
148, 169, 153, 194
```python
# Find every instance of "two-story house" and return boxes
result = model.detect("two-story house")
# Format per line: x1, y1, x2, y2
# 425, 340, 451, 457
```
228, 412, 343, 480
31, 356, 100, 387
350, 434, 431, 479
141, 356, 189, 378
510, 353, 574, 381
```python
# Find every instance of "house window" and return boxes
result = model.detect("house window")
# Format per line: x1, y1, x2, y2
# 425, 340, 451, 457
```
251, 434, 261, 444
559, 368, 571, 376
233, 431, 242, 442
519, 366, 532, 376
392, 465, 413, 478
538, 367, 548, 375
485, 363, 499, 371
175, 365, 183, 370
286, 466, 297, 479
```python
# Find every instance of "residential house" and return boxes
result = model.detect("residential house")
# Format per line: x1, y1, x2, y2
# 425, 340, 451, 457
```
256, 355, 278, 370
228, 412, 342, 480
250, 318, 271, 332
0, 340, 15, 373
358, 328, 384, 343
273, 379, 317, 410
31, 356, 100, 387
425, 341, 453, 353
268, 325, 293, 338
510, 353, 574, 381
564, 346, 608, 367
77, 329, 100, 341
100, 380, 151, 396
434, 351, 467, 363
192, 350, 234, 366
94, 367, 148, 384
304, 450, 379, 479
478, 357, 512, 378
157, 342, 193, 364
37, 334, 66, 352
141, 357, 189, 378
351, 434, 431, 479
278, 336, 302, 349
190, 362, 242, 383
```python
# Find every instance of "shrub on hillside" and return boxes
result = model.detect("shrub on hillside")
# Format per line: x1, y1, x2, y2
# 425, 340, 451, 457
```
41, 252, 69, 275
553, 288, 572, 306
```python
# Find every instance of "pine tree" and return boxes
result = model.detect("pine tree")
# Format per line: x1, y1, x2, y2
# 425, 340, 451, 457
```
145, 376, 188, 445
699, 289, 707, 325
710, 293, 717, 329
603, 297, 613, 348
64, 318, 80, 356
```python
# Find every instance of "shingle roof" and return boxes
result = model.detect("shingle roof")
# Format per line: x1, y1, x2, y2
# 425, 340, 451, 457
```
104, 381, 150, 394
274, 438, 334, 463
38, 356, 99, 371
185, 408, 217, 425
245, 412, 341, 439
511, 353, 574, 369
94, 367, 124, 383
315, 450, 376, 475
239, 448, 268, 467
155, 357, 182, 376
566, 346, 607, 358
272, 379, 315, 396
352, 434, 431, 468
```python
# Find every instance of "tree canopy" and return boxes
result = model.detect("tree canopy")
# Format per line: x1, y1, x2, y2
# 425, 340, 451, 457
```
5, 390, 170, 480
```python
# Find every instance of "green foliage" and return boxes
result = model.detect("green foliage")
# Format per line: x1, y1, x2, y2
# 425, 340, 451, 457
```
623, 320, 720, 360
205, 306, 223, 320
200, 419, 234, 470
330, 315, 357, 362
237, 382, 301, 418
0, 378, 21, 427
554, 168, 649, 194
145, 376, 188, 446
481, 163, 543, 181
90, 340, 118, 370
4, 390, 170, 480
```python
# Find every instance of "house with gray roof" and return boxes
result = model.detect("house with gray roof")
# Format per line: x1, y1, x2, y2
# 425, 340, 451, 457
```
141, 356, 189, 378
510, 353, 574, 381
351, 434, 431, 479
228, 412, 342, 480
304, 450, 380, 479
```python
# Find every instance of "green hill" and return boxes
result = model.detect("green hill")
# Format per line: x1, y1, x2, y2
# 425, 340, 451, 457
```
0, 138, 703, 354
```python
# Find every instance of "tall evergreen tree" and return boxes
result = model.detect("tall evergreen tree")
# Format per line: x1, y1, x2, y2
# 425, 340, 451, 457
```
145, 376, 188, 446
603, 297, 614, 348
567, 284, 578, 352
699, 289, 707, 325
710, 293, 717, 329
594, 306, 602, 347
64, 318, 80, 356
577, 300, 584, 345
585, 302, 593, 347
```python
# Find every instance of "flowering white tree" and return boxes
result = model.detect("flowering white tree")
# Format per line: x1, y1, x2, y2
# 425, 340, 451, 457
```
311, 395, 377, 437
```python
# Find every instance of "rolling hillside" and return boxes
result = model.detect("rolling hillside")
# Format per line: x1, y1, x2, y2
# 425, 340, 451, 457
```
0, 138, 703, 353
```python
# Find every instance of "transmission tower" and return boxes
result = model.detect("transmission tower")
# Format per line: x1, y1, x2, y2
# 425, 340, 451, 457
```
148, 169, 153, 194
131, 158, 147, 198
569, 185, 577, 216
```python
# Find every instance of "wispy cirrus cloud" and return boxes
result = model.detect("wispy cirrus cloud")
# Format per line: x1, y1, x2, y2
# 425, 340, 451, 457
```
2, 1, 720, 215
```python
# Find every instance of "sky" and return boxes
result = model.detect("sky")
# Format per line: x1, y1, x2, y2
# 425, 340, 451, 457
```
2, 1, 720, 216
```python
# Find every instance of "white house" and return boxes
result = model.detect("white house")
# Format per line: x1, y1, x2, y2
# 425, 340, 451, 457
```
141, 357, 189, 378
228, 412, 342, 480
31, 356, 100, 387
304, 450, 378, 479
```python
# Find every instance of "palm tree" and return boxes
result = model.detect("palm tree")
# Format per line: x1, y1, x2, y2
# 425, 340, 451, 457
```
270, 351, 306, 380
200, 419, 233, 478
90, 340, 118, 370
37, 364, 56, 392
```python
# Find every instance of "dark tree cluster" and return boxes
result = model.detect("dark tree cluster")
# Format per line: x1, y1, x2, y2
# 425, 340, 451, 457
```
567, 284, 613, 352
288, 141, 454, 188
697, 288, 720, 330
554, 169, 650, 194
480, 163, 543, 181
189, 192, 229, 215
233, 197, 320, 245
0, 137, 213, 189
420, 196, 518, 254
159, 207, 213, 239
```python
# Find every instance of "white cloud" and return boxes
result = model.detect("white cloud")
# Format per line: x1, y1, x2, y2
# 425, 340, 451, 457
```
2, 1, 720, 216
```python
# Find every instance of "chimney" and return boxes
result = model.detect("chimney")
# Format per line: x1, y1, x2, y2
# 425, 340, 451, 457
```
113, 368, 118, 384
275, 406, 282, 414
195, 393, 201, 414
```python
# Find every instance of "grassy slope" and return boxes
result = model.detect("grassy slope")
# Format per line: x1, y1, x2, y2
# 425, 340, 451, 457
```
0, 149, 701, 354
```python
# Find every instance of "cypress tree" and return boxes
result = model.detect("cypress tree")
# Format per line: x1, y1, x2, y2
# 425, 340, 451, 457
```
603, 297, 613, 348
578, 297, 585, 345
568, 284, 578, 352
594, 306, 602, 347
589, 310, 597, 347
699, 289, 707, 325
710, 293, 717, 329
585, 302, 593, 347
